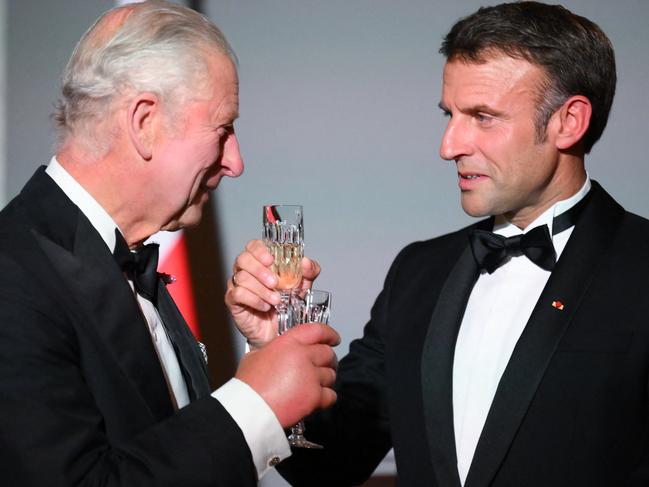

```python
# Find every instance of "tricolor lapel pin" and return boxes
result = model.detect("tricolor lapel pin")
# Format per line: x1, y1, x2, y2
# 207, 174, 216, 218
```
551, 300, 565, 311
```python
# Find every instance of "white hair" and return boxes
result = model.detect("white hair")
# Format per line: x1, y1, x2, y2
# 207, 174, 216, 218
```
55, 0, 236, 151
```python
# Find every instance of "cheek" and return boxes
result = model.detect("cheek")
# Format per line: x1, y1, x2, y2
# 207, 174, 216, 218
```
485, 130, 532, 176
176, 143, 217, 179
154, 136, 222, 201
191, 139, 223, 176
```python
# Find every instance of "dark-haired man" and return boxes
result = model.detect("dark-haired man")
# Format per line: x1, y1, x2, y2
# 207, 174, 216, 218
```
227, 2, 649, 486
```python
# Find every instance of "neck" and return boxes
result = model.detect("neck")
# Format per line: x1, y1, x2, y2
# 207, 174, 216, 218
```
56, 145, 155, 248
505, 156, 587, 230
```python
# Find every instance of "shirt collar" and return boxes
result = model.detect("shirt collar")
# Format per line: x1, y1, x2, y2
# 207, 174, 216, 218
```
45, 156, 122, 252
493, 175, 592, 238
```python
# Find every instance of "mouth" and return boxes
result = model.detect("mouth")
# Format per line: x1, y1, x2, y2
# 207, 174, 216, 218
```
198, 181, 217, 194
457, 171, 488, 189
201, 170, 223, 192
191, 181, 214, 205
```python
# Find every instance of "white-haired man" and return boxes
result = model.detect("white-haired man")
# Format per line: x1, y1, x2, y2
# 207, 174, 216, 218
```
0, 2, 338, 486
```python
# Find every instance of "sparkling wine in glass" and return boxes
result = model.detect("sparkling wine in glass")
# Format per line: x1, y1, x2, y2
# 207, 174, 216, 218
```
262, 205, 304, 334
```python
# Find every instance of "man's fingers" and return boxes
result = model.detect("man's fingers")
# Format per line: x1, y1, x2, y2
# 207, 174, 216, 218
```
286, 323, 340, 347
226, 284, 274, 313
234, 251, 278, 289
317, 365, 337, 389
228, 270, 280, 307
307, 343, 338, 370
318, 387, 337, 410
245, 239, 274, 266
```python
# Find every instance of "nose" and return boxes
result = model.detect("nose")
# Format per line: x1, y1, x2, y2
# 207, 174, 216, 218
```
439, 117, 469, 162
221, 132, 244, 177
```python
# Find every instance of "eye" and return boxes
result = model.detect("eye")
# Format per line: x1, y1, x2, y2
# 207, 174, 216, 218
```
438, 103, 451, 118
216, 124, 234, 137
475, 113, 494, 126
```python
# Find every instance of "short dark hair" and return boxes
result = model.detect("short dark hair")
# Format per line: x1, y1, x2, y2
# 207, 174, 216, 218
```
440, 1, 616, 154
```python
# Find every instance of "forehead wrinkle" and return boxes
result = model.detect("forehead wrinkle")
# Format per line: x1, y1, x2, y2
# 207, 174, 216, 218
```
444, 57, 543, 114
205, 57, 239, 124
208, 96, 239, 128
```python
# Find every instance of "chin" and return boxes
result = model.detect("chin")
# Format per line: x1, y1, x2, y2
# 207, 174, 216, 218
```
179, 208, 205, 229
460, 191, 506, 218
460, 199, 490, 218
160, 213, 202, 233
162, 198, 208, 232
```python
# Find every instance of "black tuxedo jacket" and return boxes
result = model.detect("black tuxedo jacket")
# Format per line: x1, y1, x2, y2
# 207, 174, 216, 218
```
280, 181, 649, 487
0, 168, 256, 486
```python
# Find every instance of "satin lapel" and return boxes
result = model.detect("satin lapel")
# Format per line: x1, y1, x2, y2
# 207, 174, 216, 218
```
33, 214, 174, 422
156, 284, 211, 400
422, 244, 481, 487
465, 183, 624, 487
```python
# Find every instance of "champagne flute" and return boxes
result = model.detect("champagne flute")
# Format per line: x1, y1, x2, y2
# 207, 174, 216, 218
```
262, 205, 304, 334
287, 289, 332, 449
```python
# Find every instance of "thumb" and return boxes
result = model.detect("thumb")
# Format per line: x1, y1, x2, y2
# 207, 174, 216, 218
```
301, 257, 321, 282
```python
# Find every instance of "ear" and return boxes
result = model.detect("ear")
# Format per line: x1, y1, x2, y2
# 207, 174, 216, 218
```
126, 93, 159, 160
553, 95, 592, 151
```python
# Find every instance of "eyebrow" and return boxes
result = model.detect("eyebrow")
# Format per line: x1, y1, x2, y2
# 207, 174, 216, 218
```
225, 106, 240, 120
467, 104, 505, 117
220, 111, 239, 127
438, 102, 506, 118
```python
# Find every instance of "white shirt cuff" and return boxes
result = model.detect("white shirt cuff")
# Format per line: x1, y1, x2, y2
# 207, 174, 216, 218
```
212, 378, 291, 479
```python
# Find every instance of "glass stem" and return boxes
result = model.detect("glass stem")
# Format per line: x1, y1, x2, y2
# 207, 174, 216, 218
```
289, 421, 305, 439
276, 291, 293, 335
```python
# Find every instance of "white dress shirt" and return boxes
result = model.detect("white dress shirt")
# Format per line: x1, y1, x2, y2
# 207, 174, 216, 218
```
452, 178, 591, 485
46, 157, 290, 479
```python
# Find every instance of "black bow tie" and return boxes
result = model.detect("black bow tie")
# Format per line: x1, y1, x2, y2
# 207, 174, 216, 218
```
469, 192, 591, 274
113, 229, 160, 303
470, 225, 556, 274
